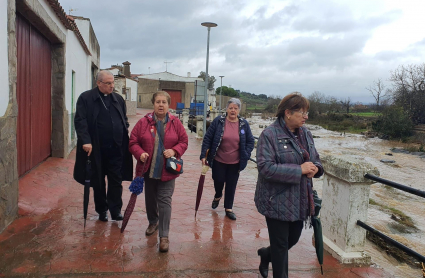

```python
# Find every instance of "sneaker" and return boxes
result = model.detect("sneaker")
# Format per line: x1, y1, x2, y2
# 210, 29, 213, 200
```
145, 223, 159, 236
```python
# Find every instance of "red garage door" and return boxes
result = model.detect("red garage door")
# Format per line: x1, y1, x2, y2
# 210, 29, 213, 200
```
16, 14, 52, 176
163, 90, 182, 110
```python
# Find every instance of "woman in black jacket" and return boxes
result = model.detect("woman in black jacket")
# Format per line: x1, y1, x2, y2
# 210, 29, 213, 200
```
200, 98, 255, 220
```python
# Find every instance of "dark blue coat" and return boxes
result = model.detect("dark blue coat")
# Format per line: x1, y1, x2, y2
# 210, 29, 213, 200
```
200, 115, 255, 171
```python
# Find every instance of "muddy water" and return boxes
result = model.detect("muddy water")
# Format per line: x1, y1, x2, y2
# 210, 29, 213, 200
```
247, 117, 424, 278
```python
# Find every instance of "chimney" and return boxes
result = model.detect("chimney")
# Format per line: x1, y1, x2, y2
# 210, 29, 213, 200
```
123, 61, 131, 78
187, 72, 191, 77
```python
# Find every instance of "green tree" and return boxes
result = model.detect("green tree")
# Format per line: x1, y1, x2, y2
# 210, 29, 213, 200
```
198, 71, 216, 89
215, 86, 239, 97
372, 106, 413, 139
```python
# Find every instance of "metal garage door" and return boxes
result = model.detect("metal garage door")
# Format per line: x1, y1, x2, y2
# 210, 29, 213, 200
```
16, 14, 52, 176
163, 90, 182, 110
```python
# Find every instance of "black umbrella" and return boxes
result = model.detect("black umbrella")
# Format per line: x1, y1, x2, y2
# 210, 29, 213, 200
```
83, 159, 91, 229
312, 190, 324, 275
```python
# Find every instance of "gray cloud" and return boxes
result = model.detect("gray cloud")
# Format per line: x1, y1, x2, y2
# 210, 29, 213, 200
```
59, 0, 424, 103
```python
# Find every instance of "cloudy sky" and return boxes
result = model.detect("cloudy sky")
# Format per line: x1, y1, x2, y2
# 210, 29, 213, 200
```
59, 0, 425, 103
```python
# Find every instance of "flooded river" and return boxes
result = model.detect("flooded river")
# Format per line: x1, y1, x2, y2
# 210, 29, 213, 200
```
246, 116, 425, 278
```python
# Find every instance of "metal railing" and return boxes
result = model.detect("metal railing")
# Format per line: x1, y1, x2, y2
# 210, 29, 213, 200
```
361, 173, 425, 264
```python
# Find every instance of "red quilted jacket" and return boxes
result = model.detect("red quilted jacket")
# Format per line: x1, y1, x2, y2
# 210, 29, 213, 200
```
129, 112, 188, 181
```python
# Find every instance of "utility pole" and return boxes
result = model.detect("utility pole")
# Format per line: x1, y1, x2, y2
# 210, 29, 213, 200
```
164, 61, 172, 72
219, 76, 224, 111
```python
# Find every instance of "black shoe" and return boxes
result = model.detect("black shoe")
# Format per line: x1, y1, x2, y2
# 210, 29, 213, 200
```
257, 247, 269, 278
212, 197, 221, 209
225, 210, 236, 220
111, 213, 123, 221
99, 212, 108, 222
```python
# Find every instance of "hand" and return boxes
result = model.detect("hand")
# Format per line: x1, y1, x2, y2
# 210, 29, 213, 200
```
301, 162, 316, 175
140, 153, 149, 162
83, 144, 92, 156
201, 158, 207, 166
163, 149, 176, 159
306, 165, 319, 178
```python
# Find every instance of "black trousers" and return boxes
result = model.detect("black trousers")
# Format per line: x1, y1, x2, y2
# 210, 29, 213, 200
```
264, 217, 304, 278
211, 160, 240, 210
92, 146, 123, 215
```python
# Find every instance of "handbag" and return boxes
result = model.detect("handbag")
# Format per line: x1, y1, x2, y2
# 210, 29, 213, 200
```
156, 122, 184, 175
166, 156, 184, 175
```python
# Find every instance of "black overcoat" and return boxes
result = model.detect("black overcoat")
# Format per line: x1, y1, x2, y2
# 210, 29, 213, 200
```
73, 87, 133, 187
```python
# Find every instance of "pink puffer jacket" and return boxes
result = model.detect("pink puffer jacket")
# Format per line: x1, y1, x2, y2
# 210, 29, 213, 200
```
129, 112, 188, 181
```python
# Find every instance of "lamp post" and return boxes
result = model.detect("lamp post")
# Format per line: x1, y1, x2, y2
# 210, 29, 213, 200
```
201, 22, 217, 137
219, 75, 224, 112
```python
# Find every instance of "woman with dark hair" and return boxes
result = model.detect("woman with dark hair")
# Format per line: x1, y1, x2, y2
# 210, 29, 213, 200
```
129, 91, 188, 252
254, 92, 323, 278
200, 98, 255, 220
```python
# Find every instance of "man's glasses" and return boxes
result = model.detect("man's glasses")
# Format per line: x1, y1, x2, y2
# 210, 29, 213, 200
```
100, 81, 114, 86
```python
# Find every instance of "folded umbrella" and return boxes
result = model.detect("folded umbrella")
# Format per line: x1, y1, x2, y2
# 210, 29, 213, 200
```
312, 190, 324, 275
83, 159, 91, 229
195, 150, 210, 218
195, 165, 210, 217
121, 176, 145, 233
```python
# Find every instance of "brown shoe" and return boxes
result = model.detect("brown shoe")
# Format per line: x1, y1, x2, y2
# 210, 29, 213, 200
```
159, 237, 169, 252
145, 223, 158, 236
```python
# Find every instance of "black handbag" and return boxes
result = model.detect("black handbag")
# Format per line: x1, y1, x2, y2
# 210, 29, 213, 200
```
166, 156, 184, 175
156, 123, 184, 175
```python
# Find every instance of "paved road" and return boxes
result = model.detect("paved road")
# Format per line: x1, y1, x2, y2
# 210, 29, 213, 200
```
0, 108, 391, 277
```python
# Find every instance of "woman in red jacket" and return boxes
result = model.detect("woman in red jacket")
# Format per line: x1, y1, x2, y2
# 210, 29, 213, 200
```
129, 91, 188, 252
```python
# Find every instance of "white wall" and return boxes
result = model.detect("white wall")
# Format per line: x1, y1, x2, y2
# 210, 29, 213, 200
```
39, 0, 68, 34
0, 0, 9, 117
126, 78, 138, 101
65, 30, 91, 149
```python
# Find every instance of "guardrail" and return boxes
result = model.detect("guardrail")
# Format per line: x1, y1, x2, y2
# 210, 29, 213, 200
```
361, 174, 425, 266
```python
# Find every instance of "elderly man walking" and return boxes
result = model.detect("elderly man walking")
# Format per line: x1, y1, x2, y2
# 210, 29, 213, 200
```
73, 70, 133, 222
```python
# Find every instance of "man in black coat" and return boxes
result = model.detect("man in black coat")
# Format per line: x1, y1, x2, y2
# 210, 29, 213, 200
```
74, 70, 133, 222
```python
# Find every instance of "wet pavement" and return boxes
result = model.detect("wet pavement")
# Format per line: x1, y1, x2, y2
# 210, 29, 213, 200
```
0, 109, 393, 277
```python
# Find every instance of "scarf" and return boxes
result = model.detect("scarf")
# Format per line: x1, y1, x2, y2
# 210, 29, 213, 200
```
149, 113, 168, 179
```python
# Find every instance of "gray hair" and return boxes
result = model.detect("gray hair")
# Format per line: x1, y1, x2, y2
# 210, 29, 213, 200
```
96, 70, 114, 82
227, 98, 241, 109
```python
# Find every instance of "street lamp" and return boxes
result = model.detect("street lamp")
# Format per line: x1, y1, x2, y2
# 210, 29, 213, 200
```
219, 75, 224, 112
201, 22, 217, 137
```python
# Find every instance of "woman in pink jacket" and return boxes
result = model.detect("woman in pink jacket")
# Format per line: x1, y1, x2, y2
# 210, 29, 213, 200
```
129, 91, 188, 252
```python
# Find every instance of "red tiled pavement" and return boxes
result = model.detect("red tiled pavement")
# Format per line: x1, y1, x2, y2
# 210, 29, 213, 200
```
0, 108, 393, 277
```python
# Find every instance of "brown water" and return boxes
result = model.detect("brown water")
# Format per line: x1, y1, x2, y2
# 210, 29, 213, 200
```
247, 118, 424, 278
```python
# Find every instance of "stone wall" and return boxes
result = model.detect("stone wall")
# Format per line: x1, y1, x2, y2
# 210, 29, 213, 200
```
138, 79, 158, 108
0, 0, 18, 233
126, 100, 137, 116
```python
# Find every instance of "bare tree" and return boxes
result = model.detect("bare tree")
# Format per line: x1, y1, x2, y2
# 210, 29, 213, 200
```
389, 63, 425, 124
339, 97, 351, 114
366, 79, 386, 111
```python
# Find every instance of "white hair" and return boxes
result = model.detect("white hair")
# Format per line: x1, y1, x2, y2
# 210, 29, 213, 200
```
96, 70, 114, 82
227, 98, 241, 109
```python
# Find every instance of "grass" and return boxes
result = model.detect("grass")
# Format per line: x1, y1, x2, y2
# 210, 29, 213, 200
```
350, 112, 381, 117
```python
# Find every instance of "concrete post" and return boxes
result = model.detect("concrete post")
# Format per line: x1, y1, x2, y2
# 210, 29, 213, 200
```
182, 109, 189, 130
320, 154, 380, 265
196, 115, 204, 137
210, 109, 217, 120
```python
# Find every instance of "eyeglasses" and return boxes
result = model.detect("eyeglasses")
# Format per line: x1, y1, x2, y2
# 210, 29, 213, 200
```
99, 81, 114, 86
293, 110, 309, 116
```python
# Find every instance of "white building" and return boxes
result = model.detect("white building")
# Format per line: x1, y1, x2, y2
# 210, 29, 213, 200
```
0, 0, 100, 232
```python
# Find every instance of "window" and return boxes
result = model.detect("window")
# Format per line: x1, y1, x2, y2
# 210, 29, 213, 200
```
126, 88, 131, 100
